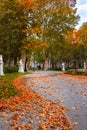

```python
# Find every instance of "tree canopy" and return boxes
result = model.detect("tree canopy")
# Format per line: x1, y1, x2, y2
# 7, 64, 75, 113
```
0, 0, 80, 69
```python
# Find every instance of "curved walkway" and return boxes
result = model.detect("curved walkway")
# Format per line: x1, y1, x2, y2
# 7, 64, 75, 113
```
25, 71, 87, 130
0, 72, 72, 130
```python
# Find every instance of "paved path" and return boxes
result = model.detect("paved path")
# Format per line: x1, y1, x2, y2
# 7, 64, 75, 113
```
25, 71, 87, 130
0, 71, 72, 130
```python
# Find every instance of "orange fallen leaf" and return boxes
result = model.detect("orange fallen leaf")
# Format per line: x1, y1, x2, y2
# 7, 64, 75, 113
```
40, 123, 47, 130
1, 112, 7, 117
63, 126, 69, 130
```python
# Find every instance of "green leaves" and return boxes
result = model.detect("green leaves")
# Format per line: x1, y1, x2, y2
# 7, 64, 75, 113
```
0, 0, 79, 69
0, 0, 30, 65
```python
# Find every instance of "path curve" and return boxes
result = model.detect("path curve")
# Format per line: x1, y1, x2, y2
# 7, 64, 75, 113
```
24, 71, 87, 130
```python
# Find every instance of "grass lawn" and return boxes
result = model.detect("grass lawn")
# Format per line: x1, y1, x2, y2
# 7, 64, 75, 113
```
0, 72, 29, 98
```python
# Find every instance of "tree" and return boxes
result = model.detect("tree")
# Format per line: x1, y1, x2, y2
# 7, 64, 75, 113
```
0, 0, 79, 70
78, 22, 87, 61
28, 0, 79, 70
0, 0, 32, 66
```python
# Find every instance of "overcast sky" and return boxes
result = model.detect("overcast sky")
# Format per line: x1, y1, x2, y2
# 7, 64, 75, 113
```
76, 0, 87, 29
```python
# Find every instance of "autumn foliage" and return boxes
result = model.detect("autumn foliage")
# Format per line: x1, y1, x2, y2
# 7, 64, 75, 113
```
0, 75, 73, 129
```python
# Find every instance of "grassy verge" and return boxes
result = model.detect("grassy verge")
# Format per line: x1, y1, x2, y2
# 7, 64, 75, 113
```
0, 72, 30, 98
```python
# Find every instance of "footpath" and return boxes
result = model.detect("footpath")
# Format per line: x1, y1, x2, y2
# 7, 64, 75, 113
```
24, 71, 87, 130
0, 71, 87, 130
0, 71, 72, 130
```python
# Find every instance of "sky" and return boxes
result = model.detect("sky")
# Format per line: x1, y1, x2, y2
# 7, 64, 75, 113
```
76, 0, 87, 29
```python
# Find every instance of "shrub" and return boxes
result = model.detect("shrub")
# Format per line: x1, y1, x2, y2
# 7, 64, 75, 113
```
66, 68, 87, 76
48, 67, 62, 71
85, 69, 87, 73
66, 69, 77, 75
4, 66, 18, 73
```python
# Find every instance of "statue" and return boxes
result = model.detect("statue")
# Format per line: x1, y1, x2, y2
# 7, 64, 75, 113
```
18, 59, 24, 73
0, 55, 4, 75
62, 62, 65, 71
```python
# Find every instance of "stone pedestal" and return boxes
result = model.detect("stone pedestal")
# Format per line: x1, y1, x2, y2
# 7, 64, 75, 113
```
0, 55, 4, 75
18, 59, 24, 73
62, 62, 65, 71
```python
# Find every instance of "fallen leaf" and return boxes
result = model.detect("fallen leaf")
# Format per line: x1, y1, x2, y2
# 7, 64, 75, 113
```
73, 122, 78, 125
40, 123, 47, 130
63, 126, 69, 130
1, 112, 7, 117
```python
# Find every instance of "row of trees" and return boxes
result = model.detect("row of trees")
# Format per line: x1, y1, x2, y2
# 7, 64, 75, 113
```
0, 0, 86, 70
63, 22, 87, 68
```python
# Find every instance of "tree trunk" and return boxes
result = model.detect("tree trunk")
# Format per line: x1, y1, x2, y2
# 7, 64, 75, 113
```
14, 57, 17, 65
22, 50, 26, 71
44, 57, 49, 71
25, 58, 29, 72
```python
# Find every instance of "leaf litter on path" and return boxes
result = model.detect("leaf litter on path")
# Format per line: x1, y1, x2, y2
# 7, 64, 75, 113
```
0, 76, 73, 130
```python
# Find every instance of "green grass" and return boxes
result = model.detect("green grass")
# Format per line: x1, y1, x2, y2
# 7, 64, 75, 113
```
0, 72, 30, 98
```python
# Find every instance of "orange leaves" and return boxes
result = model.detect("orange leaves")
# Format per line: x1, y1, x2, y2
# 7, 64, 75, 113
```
11, 113, 21, 120
0, 76, 33, 110
11, 124, 33, 130
22, 27, 44, 34
63, 126, 69, 130
66, 30, 79, 45
16, 0, 32, 7
0, 74, 73, 129
10, 121, 17, 127
40, 123, 47, 130
31, 27, 44, 34
77, 22, 87, 46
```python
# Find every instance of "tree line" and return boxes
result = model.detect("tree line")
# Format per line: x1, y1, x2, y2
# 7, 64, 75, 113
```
0, 0, 86, 70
